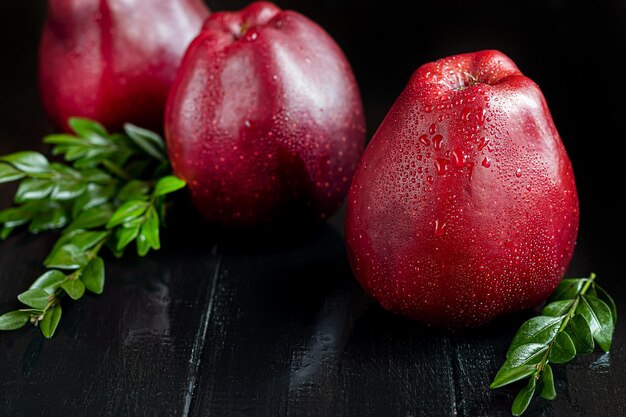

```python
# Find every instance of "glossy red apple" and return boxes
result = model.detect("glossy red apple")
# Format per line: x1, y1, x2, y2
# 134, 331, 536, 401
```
165, 1, 365, 227
346, 50, 579, 328
39, 0, 210, 132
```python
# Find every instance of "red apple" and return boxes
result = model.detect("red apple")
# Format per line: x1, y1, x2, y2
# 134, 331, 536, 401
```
39, 0, 210, 132
346, 50, 579, 328
165, 1, 365, 227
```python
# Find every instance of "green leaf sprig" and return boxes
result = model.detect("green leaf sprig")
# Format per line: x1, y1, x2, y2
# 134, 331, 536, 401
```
0, 118, 186, 338
490, 273, 616, 416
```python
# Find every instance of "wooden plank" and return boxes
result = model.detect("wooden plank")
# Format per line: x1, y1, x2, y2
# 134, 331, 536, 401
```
0, 226, 221, 417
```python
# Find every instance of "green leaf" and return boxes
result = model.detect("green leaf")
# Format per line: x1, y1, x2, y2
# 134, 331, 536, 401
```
17, 288, 50, 310
595, 285, 617, 324
117, 180, 150, 201
15, 179, 53, 202
136, 232, 150, 257
44, 133, 86, 146
548, 331, 576, 364
44, 244, 88, 270
0, 310, 31, 330
541, 300, 574, 317
72, 184, 115, 216
40, 305, 62, 338
61, 279, 85, 300
0, 162, 25, 183
540, 364, 556, 400
490, 365, 535, 389
511, 376, 536, 416
50, 180, 86, 201
28, 205, 67, 233
30, 270, 67, 293
82, 257, 105, 294
123, 123, 166, 160
68, 117, 108, 138
153, 176, 186, 196
565, 314, 594, 354
507, 316, 562, 356
491, 343, 547, 389
0, 206, 34, 228
1, 225, 13, 240
106, 200, 148, 229
69, 230, 109, 251
548, 279, 586, 303
0, 151, 49, 174
579, 295, 614, 351
65, 205, 113, 232
116, 224, 140, 251
141, 207, 160, 250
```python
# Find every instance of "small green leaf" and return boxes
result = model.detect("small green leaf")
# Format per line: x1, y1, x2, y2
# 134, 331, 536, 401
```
490, 365, 535, 389
106, 200, 149, 229
65, 205, 113, 232
153, 176, 186, 196
123, 123, 166, 160
15, 179, 53, 202
116, 224, 140, 251
566, 314, 594, 354
0, 206, 34, 228
511, 376, 536, 416
44, 244, 88, 269
136, 232, 150, 257
541, 300, 574, 317
17, 288, 50, 310
548, 278, 586, 303
69, 230, 109, 251
30, 270, 67, 293
44, 134, 86, 146
507, 316, 563, 356
595, 285, 617, 324
50, 180, 86, 200
61, 279, 85, 300
0, 162, 25, 183
141, 207, 160, 250
0, 151, 49, 174
1, 225, 13, 239
28, 205, 68, 233
540, 364, 556, 400
68, 117, 108, 138
0, 310, 31, 330
72, 184, 115, 216
579, 295, 614, 351
82, 257, 105, 294
40, 305, 62, 338
117, 180, 150, 201
548, 331, 576, 364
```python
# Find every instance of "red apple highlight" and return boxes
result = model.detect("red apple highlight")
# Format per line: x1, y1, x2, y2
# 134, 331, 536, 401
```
346, 50, 579, 328
165, 1, 366, 227
39, 0, 210, 132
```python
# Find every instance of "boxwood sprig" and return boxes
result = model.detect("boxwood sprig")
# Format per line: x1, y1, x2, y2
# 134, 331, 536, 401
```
0, 118, 185, 338
491, 273, 616, 416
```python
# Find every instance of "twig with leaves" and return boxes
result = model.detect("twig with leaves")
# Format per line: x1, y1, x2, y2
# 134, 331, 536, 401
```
0, 118, 186, 338
490, 273, 617, 416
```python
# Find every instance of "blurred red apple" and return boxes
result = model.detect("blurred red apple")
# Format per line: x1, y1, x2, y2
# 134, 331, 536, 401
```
165, 1, 365, 227
39, 0, 210, 132
346, 50, 579, 328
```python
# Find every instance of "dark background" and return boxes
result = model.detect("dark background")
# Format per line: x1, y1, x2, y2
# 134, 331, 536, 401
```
1, 1, 625, 416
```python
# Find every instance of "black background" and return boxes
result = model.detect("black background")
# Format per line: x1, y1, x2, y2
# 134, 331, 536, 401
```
1, 1, 625, 416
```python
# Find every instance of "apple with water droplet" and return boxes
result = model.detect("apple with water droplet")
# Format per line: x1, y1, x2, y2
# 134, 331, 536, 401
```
346, 50, 579, 328
39, 0, 210, 132
165, 1, 365, 227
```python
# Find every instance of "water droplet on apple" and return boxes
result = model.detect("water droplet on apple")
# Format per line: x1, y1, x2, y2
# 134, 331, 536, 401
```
435, 158, 449, 175
432, 134, 444, 150
434, 219, 446, 237
481, 157, 491, 168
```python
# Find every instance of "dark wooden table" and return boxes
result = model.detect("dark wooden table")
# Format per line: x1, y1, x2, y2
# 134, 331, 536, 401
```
1, 1, 625, 416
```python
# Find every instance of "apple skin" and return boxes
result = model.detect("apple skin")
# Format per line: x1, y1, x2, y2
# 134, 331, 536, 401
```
38, 0, 210, 132
165, 1, 366, 227
346, 50, 579, 328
